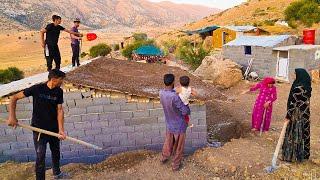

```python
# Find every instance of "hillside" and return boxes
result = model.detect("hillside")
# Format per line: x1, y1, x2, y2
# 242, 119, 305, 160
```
186, 0, 295, 31
0, 0, 220, 32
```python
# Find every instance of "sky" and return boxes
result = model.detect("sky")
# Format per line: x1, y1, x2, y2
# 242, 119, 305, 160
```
149, 0, 247, 9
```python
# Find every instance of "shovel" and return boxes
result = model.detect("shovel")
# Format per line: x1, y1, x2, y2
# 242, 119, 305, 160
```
0, 119, 102, 150
260, 108, 268, 136
265, 120, 289, 173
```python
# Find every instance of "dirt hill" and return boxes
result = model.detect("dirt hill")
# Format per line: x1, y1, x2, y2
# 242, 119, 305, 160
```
0, 0, 220, 31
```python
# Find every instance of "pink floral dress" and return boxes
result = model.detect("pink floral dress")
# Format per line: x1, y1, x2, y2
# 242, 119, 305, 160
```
250, 82, 277, 131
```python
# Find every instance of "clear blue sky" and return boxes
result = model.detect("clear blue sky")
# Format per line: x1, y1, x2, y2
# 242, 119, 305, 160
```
149, 0, 246, 9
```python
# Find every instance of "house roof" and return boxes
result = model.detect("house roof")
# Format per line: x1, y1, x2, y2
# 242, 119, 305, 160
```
224, 25, 257, 32
65, 58, 226, 101
184, 25, 220, 35
273, 45, 320, 51
224, 35, 292, 47
133, 45, 163, 56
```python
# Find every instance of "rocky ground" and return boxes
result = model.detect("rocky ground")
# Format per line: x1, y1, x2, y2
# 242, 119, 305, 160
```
1, 81, 320, 180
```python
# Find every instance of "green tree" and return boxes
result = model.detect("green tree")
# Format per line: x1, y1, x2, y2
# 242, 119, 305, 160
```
89, 43, 112, 58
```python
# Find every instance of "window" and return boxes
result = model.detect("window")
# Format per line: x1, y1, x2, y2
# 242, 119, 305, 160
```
244, 46, 252, 55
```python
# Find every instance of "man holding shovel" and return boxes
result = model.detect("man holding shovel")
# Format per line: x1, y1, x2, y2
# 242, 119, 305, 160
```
7, 69, 68, 180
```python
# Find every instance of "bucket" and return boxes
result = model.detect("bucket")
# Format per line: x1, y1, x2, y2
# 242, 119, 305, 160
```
303, 29, 316, 45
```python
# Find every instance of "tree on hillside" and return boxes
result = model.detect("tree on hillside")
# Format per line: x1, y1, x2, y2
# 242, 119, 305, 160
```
285, 0, 320, 27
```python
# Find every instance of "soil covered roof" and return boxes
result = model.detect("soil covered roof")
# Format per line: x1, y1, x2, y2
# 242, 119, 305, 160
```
65, 58, 226, 101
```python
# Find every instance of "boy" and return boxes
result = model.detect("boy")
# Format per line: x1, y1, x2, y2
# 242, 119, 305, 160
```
70, 18, 82, 67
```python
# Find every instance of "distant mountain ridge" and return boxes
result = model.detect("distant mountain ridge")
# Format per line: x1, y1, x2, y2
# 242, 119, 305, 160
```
0, 0, 220, 31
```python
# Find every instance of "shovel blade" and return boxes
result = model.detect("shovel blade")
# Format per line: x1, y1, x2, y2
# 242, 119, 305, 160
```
264, 165, 278, 173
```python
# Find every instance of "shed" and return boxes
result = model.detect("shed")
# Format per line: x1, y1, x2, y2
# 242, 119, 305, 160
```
273, 45, 320, 81
184, 25, 220, 39
132, 45, 163, 63
212, 25, 270, 49
222, 35, 298, 80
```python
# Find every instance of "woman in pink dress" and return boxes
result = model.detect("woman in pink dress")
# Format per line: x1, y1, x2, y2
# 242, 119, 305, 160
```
244, 77, 277, 132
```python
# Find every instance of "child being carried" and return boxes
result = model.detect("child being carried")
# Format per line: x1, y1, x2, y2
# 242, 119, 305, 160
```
176, 76, 197, 128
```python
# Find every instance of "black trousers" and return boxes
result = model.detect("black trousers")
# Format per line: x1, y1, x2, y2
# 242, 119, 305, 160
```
71, 43, 80, 67
33, 132, 61, 180
45, 44, 61, 71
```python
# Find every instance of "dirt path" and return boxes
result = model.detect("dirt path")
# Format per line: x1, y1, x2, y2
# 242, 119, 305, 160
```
1, 81, 320, 179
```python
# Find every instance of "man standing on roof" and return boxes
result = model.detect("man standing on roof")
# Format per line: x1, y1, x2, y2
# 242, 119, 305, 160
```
41, 15, 82, 71
70, 18, 82, 67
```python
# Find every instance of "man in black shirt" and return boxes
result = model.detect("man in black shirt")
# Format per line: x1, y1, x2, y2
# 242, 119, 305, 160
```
41, 15, 82, 71
7, 69, 67, 180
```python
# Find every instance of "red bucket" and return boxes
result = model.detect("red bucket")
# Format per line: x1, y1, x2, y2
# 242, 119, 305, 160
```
86, 33, 97, 41
303, 29, 315, 45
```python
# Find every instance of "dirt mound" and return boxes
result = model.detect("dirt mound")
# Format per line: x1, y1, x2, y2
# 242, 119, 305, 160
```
193, 55, 243, 89
0, 161, 34, 180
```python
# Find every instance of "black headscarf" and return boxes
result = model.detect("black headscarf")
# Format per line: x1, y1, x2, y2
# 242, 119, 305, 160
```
287, 68, 312, 109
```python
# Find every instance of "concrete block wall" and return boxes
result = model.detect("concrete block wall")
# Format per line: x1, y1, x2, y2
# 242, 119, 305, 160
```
0, 89, 207, 164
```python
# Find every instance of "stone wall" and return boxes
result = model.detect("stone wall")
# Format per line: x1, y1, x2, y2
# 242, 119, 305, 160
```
0, 89, 207, 164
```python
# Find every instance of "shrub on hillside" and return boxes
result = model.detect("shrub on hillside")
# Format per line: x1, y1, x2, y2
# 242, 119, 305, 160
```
177, 44, 209, 70
113, 44, 120, 51
81, 52, 88, 58
89, 43, 112, 58
285, 0, 320, 27
132, 33, 148, 41
0, 67, 24, 84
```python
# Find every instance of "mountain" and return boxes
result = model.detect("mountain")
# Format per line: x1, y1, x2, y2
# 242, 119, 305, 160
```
0, 0, 220, 32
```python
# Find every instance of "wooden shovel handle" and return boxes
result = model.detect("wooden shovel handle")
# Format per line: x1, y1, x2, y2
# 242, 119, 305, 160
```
0, 119, 102, 150
271, 120, 289, 167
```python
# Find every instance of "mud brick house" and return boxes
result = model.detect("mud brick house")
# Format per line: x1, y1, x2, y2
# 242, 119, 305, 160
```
0, 58, 225, 164
222, 35, 300, 81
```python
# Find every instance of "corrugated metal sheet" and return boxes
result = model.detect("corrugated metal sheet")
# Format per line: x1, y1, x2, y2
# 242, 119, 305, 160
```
273, 45, 320, 51
183, 25, 220, 35
224, 35, 292, 47
224, 25, 256, 32
133, 45, 163, 56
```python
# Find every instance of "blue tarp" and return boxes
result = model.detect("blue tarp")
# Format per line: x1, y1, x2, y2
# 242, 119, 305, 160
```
224, 35, 292, 47
133, 45, 163, 56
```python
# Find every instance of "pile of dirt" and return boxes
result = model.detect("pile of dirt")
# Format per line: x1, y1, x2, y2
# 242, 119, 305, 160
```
193, 55, 243, 89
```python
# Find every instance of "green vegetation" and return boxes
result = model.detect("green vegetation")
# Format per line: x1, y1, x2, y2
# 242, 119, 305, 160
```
80, 52, 88, 58
113, 44, 120, 51
285, 0, 320, 27
132, 33, 148, 41
0, 67, 24, 84
121, 39, 155, 59
89, 43, 112, 58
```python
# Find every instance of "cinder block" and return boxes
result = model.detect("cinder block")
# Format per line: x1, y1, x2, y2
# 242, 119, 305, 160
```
192, 139, 207, 148
93, 97, 111, 105
101, 127, 119, 134
140, 117, 158, 124
116, 112, 133, 119
191, 125, 207, 133
103, 140, 120, 148
128, 132, 144, 140
120, 103, 137, 111
108, 119, 125, 127
198, 119, 206, 125
190, 111, 206, 119
111, 133, 128, 141
110, 98, 127, 104
137, 103, 154, 110
149, 109, 164, 117
124, 118, 141, 126
85, 129, 102, 136
74, 122, 92, 129
64, 92, 82, 100
13, 155, 29, 162
80, 149, 96, 156
120, 139, 135, 146
0, 105, 7, 113
66, 100, 76, 108
0, 143, 11, 151
81, 91, 93, 98
17, 98, 30, 104
65, 115, 82, 122
91, 120, 109, 128
64, 122, 75, 129
24, 103, 33, 111
62, 151, 79, 159
0, 113, 8, 119
111, 147, 128, 154
198, 132, 207, 139
75, 99, 93, 108
4, 128, 23, 135
87, 105, 104, 113
18, 148, 34, 156
136, 138, 151, 146
103, 104, 120, 112
133, 110, 150, 118
81, 114, 99, 122
153, 103, 162, 108
2, 149, 19, 156
99, 112, 116, 120
68, 108, 86, 115
67, 130, 85, 138
157, 117, 166, 123
16, 111, 32, 119
1, 136, 17, 143
186, 132, 199, 139
134, 124, 152, 132
95, 148, 112, 155
119, 126, 135, 133
144, 130, 160, 138
94, 135, 112, 142
151, 136, 165, 144
144, 144, 163, 151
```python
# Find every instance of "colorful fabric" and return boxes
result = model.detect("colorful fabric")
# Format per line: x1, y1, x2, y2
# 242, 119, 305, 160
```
250, 78, 277, 131
161, 132, 186, 170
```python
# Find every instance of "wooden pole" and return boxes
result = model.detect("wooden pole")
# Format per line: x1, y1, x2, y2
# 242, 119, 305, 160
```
0, 119, 102, 150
